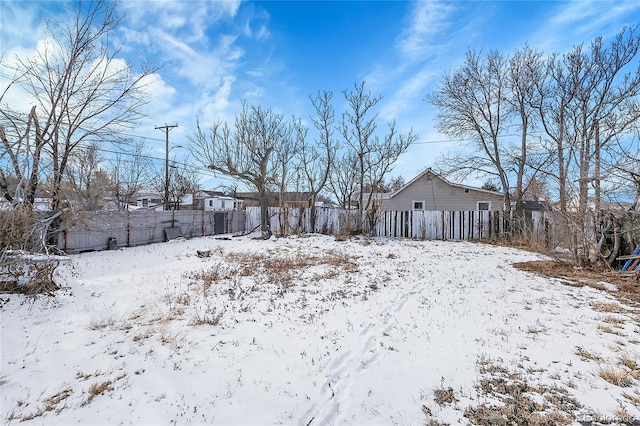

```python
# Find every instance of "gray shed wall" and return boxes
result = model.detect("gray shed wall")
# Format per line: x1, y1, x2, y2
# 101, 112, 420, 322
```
383, 173, 504, 211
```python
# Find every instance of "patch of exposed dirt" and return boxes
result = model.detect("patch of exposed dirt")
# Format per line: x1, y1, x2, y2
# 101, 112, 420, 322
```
513, 260, 640, 306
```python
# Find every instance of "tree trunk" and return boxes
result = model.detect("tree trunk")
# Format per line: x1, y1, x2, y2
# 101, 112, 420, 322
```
259, 191, 271, 239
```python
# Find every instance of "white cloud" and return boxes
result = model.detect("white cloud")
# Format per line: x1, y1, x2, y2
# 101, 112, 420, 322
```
138, 73, 176, 110
529, 0, 640, 53
380, 69, 437, 122
0, 1, 49, 53
396, 0, 456, 61
120, 0, 240, 43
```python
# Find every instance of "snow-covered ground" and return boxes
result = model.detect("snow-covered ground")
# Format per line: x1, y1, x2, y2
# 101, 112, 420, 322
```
1, 234, 639, 425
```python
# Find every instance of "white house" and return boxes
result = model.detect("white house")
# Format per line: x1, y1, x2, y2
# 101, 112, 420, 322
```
134, 192, 163, 210
203, 195, 243, 211
134, 192, 195, 210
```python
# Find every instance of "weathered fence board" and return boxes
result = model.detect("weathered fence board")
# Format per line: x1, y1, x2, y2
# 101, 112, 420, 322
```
59, 210, 245, 253
245, 206, 551, 243
245, 207, 358, 236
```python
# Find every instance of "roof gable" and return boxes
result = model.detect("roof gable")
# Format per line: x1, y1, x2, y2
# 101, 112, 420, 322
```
389, 168, 503, 199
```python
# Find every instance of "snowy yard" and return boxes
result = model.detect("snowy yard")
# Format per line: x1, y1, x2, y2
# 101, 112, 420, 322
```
1, 234, 639, 425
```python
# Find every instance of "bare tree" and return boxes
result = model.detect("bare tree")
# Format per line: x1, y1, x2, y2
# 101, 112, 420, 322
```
189, 103, 293, 239
167, 163, 200, 210
328, 151, 359, 209
535, 26, 640, 264
427, 49, 512, 214
110, 141, 154, 210
506, 44, 545, 206
339, 81, 381, 212
0, 0, 155, 215
340, 81, 416, 216
384, 175, 405, 193
62, 142, 112, 210
571, 27, 640, 215
362, 120, 417, 211
299, 90, 338, 231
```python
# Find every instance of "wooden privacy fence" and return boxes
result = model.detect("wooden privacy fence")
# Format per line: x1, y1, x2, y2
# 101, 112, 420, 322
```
246, 206, 552, 243
245, 207, 348, 235
376, 210, 503, 240
58, 210, 246, 253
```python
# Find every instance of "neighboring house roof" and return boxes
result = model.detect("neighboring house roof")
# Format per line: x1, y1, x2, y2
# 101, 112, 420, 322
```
389, 168, 503, 198
516, 200, 552, 211
194, 190, 225, 199
353, 191, 389, 201
135, 192, 162, 200
236, 192, 313, 202
205, 195, 238, 201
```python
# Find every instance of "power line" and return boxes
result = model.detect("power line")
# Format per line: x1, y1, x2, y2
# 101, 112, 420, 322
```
70, 142, 238, 184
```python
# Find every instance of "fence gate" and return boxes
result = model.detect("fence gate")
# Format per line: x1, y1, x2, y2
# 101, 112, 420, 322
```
214, 212, 226, 234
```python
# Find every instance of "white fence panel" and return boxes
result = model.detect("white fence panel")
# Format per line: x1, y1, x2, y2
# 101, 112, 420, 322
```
246, 207, 524, 241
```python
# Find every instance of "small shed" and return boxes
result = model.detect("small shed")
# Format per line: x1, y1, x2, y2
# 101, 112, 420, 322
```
383, 168, 504, 212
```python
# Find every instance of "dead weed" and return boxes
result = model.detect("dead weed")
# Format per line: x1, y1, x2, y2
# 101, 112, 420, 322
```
465, 358, 579, 425
513, 260, 640, 305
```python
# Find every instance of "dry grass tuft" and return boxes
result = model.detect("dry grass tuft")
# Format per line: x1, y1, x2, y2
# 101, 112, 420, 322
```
575, 346, 602, 362
84, 381, 114, 405
191, 306, 224, 326
598, 366, 633, 387
13, 387, 73, 421
619, 353, 639, 371
44, 388, 72, 411
189, 264, 228, 294
622, 389, 640, 408
433, 385, 458, 406
512, 260, 640, 304
188, 248, 359, 301
602, 315, 625, 325
464, 358, 579, 426
592, 302, 629, 314
597, 324, 625, 336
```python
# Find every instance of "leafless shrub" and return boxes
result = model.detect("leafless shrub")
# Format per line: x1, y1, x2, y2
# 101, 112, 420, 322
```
191, 305, 224, 326
189, 263, 228, 294
0, 208, 37, 252
0, 253, 67, 295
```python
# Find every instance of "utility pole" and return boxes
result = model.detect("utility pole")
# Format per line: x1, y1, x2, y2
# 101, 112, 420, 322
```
155, 123, 178, 211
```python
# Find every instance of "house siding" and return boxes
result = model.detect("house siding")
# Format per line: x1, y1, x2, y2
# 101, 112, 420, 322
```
383, 172, 504, 211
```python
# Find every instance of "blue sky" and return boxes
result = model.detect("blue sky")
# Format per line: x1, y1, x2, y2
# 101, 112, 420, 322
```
1, 0, 640, 190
